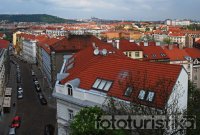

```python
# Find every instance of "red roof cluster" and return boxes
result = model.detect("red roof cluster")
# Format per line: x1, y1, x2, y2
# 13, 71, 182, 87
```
60, 44, 182, 109
50, 35, 110, 53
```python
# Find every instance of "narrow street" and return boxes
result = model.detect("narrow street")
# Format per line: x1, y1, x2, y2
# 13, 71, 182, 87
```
1, 56, 56, 135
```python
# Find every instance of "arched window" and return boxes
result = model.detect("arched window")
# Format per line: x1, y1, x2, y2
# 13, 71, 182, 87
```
67, 84, 73, 96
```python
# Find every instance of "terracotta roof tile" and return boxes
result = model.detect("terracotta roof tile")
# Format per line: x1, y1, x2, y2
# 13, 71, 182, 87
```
163, 46, 189, 61
118, 39, 143, 51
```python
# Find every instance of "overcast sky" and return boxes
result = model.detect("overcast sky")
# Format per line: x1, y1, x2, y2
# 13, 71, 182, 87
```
0, 0, 199, 20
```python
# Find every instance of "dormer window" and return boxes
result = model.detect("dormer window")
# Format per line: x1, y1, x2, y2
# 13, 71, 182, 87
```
144, 54, 148, 58
138, 90, 155, 102
124, 87, 133, 97
138, 90, 146, 100
92, 78, 113, 92
67, 84, 73, 96
152, 54, 156, 58
160, 53, 166, 57
146, 91, 155, 102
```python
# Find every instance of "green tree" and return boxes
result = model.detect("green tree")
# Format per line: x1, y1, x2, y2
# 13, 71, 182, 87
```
70, 106, 127, 135
187, 81, 200, 135
163, 37, 171, 45
145, 27, 150, 32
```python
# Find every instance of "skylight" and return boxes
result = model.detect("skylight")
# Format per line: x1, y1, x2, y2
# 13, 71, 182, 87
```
92, 78, 113, 91
146, 92, 155, 102
152, 54, 156, 58
92, 79, 101, 88
124, 87, 133, 97
160, 53, 166, 57
138, 90, 146, 100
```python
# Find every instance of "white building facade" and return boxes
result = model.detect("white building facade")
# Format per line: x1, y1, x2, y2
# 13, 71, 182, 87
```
22, 39, 37, 63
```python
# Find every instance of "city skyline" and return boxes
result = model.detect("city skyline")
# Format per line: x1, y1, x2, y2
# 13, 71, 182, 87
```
0, 0, 200, 21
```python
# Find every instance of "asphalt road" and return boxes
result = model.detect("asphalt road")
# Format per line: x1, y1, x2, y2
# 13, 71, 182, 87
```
12, 56, 56, 135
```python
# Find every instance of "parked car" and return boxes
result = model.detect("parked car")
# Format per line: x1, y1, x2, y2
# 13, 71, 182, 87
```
44, 124, 55, 135
17, 91, 23, 99
31, 70, 35, 76
17, 86, 23, 92
8, 127, 16, 135
38, 93, 47, 105
35, 83, 41, 92
33, 77, 38, 82
11, 116, 21, 128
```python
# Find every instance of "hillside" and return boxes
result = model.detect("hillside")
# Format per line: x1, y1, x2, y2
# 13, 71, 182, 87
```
0, 14, 79, 23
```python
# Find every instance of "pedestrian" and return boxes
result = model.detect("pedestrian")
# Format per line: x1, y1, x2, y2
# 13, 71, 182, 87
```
13, 102, 15, 107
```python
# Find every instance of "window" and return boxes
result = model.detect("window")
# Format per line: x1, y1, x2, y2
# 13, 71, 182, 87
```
98, 80, 107, 89
92, 78, 113, 91
103, 81, 112, 91
67, 84, 73, 96
138, 90, 146, 100
68, 109, 74, 120
135, 52, 140, 57
160, 53, 166, 57
144, 54, 148, 58
146, 92, 155, 102
188, 64, 190, 69
124, 87, 133, 97
128, 52, 132, 57
152, 54, 156, 58
92, 79, 101, 88
194, 75, 197, 80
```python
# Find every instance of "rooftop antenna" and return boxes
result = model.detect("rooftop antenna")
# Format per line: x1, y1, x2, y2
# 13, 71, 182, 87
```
102, 49, 108, 56
92, 42, 97, 49
94, 48, 99, 55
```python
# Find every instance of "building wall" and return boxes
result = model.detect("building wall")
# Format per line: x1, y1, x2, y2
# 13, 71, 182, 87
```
22, 40, 37, 63
170, 60, 193, 81
0, 49, 6, 96
169, 36, 186, 47
12, 31, 21, 48
41, 48, 51, 85
129, 33, 143, 40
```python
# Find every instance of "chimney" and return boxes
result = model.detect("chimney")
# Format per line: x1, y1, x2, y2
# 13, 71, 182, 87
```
178, 44, 183, 49
115, 40, 120, 49
168, 44, 173, 50
92, 42, 97, 49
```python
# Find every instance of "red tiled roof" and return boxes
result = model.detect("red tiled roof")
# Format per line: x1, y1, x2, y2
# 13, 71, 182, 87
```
163, 46, 189, 61
118, 39, 143, 51
39, 38, 60, 54
141, 46, 169, 61
50, 35, 110, 53
0, 39, 9, 49
0, 33, 4, 38
168, 33, 185, 37
61, 45, 182, 109
35, 35, 48, 42
18, 33, 35, 40
185, 48, 200, 59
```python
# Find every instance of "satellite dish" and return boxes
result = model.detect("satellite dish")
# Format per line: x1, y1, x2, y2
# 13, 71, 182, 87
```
94, 49, 99, 55
102, 49, 107, 56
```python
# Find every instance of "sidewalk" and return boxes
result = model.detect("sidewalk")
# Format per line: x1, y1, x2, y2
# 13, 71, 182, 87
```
31, 64, 56, 109
0, 62, 17, 135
